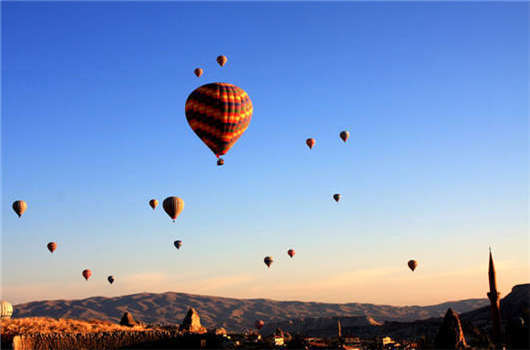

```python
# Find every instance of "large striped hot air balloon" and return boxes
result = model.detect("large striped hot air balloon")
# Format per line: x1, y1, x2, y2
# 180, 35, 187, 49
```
185, 83, 253, 164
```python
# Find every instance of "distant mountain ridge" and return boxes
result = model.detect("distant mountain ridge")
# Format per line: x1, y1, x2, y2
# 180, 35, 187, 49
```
13, 292, 489, 332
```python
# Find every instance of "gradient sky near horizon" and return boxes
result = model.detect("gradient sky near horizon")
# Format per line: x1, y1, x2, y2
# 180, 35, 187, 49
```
2, 1, 528, 307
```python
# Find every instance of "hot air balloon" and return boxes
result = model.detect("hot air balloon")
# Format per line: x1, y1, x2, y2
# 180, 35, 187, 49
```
216, 55, 227, 67
185, 82, 253, 164
163, 197, 184, 222
264, 256, 273, 268
255, 320, 264, 330
12, 200, 27, 218
47, 242, 57, 253
340, 130, 349, 143
287, 249, 295, 258
82, 269, 92, 281
108, 276, 115, 284
217, 158, 224, 166
306, 138, 315, 150
149, 199, 158, 210
194, 68, 203, 77
333, 194, 341, 202
174, 240, 182, 250
408, 260, 418, 271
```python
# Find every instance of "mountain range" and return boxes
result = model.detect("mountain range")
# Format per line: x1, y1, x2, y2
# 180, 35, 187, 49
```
13, 291, 493, 332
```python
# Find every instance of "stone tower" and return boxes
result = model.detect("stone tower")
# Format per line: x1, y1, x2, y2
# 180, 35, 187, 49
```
337, 319, 342, 338
487, 248, 503, 345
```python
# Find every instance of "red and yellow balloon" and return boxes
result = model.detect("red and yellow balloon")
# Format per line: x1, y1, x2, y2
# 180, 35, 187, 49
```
185, 83, 253, 164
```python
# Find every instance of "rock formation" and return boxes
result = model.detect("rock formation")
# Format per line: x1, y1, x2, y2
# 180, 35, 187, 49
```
434, 308, 468, 349
120, 312, 136, 327
180, 307, 207, 334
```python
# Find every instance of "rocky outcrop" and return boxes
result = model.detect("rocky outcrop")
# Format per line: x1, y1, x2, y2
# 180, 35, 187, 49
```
180, 307, 206, 334
120, 312, 136, 327
434, 308, 468, 349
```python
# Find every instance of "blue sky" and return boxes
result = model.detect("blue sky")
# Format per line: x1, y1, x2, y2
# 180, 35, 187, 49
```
2, 2, 528, 306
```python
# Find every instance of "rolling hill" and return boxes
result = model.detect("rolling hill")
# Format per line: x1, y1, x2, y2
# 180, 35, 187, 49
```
13, 292, 490, 331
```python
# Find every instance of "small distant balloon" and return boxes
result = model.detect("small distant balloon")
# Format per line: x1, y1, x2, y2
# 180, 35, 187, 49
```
12, 200, 27, 218
306, 138, 315, 150
264, 256, 273, 268
340, 130, 350, 143
287, 249, 295, 258
216, 55, 227, 67
174, 240, 182, 250
255, 320, 264, 330
108, 276, 115, 284
149, 199, 158, 210
217, 158, 224, 166
333, 194, 341, 202
82, 269, 92, 281
408, 260, 418, 272
47, 242, 57, 253
194, 68, 203, 77
163, 197, 184, 222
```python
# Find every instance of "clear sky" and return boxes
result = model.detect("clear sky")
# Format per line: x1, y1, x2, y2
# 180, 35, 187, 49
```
2, 1, 528, 306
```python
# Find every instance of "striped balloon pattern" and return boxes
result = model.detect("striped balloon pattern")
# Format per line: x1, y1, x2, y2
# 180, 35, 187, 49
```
185, 82, 253, 158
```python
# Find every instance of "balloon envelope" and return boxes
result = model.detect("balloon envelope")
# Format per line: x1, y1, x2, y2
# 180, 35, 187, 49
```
216, 55, 227, 66
149, 199, 158, 210
340, 130, 350, 142
287, 249, 295, 258
194, 68, 203, 77
333, 194, 341, 202
185, 82, 253, 159
82, 269, 92, 281
264, 256, 273, 268
163, 197, 184, 222
408, 260, 418, 271
47, 242, 57, 253
12, 200, 27, 218
108, 276, 115, 284
174, 240, 182, 249
306, 138, 315, 149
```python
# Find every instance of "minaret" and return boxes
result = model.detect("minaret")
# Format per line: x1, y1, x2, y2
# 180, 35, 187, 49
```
487, 247, 503, 345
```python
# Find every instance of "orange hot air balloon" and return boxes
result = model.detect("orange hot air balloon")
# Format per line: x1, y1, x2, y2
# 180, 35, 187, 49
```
216, 55, 227, 67
408, 259, 418, 272
306, 138, 315, 149
287, 249, 295, 258
149, 199, 158, 210
264, 256, 273, 268
47, 242, 57, 253
340, 130, 350, 142
333, 194, 341, 202
12, 200, 27, 218
185, 82, 253, 163
82, 269, 92, 281
194, 68, 203, 77
163, 196, 184, 222
255, 320, 264, 330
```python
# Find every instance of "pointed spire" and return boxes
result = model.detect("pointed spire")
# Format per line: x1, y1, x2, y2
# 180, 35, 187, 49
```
489, 247, 497, 293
